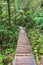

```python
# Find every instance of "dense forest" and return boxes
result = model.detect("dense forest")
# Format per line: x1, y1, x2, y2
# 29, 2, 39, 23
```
0, 0, 43, 65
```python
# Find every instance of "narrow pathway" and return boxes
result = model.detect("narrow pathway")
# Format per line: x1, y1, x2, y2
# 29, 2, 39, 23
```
13, 26, 36, 65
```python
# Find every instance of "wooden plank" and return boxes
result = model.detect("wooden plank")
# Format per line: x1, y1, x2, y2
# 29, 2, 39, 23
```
14, 56, 36, 64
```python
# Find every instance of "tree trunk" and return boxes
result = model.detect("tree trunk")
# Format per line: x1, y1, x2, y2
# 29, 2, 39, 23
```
0, 5, 2, 23
7, 0, 11, 26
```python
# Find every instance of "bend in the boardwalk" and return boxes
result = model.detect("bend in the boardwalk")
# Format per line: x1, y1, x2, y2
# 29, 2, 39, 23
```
13, 26, 37, 65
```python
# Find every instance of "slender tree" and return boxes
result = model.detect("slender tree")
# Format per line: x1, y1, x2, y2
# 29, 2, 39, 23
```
0, 4, 2, 23
7, 0, 11, 25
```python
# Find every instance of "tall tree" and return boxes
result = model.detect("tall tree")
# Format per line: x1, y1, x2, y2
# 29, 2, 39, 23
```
7, 0, 11, 25
0, 3, 2, 23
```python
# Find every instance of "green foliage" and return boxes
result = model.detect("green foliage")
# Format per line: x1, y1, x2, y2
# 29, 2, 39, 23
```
27, 29, 43, 60
0, 0, 19, 65
0, 23, 19, 64
32, 6, 43, 31
0, 0, 43, 65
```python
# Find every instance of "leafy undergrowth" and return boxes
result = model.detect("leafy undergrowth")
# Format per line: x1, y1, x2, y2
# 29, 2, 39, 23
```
0, 24, 19, 65
27, 28, 43, 64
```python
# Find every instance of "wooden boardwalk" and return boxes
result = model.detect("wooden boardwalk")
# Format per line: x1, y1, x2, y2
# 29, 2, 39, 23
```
13, 27, 36, 65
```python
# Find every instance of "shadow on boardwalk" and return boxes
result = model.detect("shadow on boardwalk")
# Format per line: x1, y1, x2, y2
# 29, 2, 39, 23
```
13, 26, 37, 65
